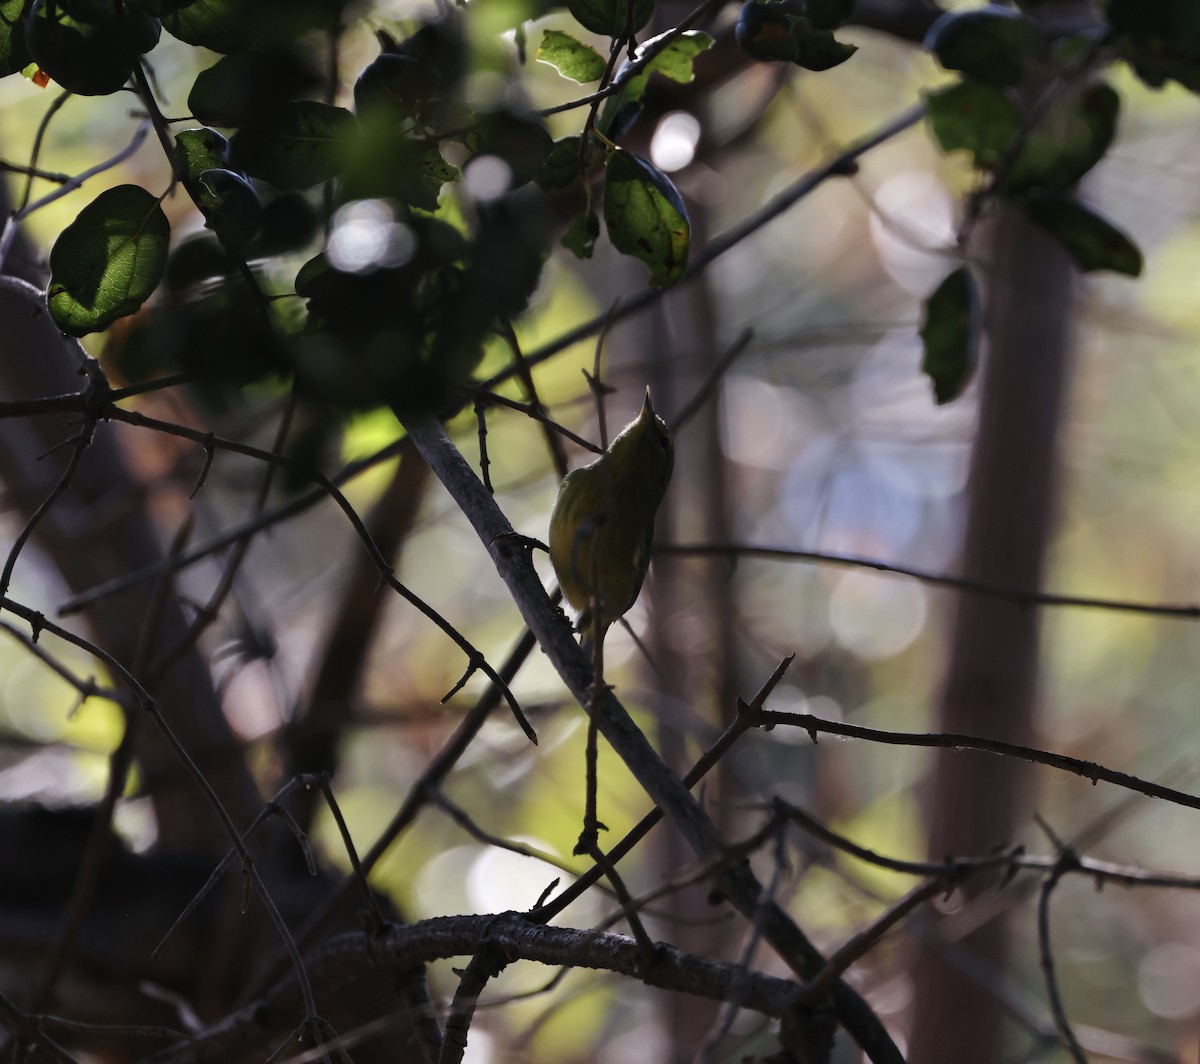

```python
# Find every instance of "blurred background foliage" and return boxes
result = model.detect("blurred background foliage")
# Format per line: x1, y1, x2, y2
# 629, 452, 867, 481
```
2, 0, 1200, 1060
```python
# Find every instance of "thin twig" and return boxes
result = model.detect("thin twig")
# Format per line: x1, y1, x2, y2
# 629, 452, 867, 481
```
0, 118, 152, 270
657, 540, 1200, 620
762, 710, 1200, 814
1037, 852, 1088, 1063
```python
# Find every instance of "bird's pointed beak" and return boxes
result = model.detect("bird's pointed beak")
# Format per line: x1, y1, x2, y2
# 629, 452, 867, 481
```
641, 387, 655, 419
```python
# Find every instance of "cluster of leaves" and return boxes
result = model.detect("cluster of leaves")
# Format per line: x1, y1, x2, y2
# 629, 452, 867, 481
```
919, 1, 1200, 405
11, 0, 1194, 420
734, 0, 857, 70
6, 0, 871, 430
535, 26, 712, 287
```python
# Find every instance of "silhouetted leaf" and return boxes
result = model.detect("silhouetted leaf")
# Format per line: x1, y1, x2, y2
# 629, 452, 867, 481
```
189, 49, 321, 128
353, 52, 435, 120
1022, 195, 1143, 276
926, 81, 1021, 169
198, 169, 262, 251
735, 2, 856, 70
27, 0, 159, 95
562, 209, 599, 258
536, 135, 587, 191
161, 0, 343, 52
469, 110, 554, 189
924, 4, 1040, 86
568, 0, 653, 37
1108, 0, 1200, 94
231, 102, 356, 190
920, 266, 979, 404
806, 0, 855, 30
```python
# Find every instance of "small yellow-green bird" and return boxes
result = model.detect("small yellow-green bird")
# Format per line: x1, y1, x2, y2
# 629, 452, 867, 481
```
549, 389, 674, 649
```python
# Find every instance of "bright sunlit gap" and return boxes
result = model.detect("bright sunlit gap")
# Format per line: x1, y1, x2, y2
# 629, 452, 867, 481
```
650, 111, 701, 173
327, 198, 416, 274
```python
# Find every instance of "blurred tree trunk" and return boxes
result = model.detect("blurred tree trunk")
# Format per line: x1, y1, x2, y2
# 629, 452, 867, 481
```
907, 211, 1075, 1060
0, 190, 259, 853
643, 206, 743, 1059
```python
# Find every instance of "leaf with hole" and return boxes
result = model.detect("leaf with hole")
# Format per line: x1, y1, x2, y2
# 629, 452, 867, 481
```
175, 127, 230, 185
48, 185, 170, 336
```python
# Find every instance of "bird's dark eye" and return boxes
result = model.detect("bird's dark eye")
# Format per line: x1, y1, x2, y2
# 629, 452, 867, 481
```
658, 434, 670, 450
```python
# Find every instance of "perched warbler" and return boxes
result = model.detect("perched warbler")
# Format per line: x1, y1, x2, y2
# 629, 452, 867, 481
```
549, 389, 674, 649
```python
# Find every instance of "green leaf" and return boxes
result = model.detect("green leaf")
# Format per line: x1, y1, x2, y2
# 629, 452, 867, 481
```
923, 4, 1040, 87
562, 209, 599, 258
175, 127, 230, 184
603, 148, 689, 288
537, 29, 606, 83
27, 0, 160, 95
0, 0, 32, 78
735, 2, 856, 70
230, 102, 356, 190
48, 185, 170, 336
919, 266, 979, 405
1004, 83, 1119, 192
926, 81, 1021, 169
568, 0, 654, 37
597, 30, 714, 137
1021, 195, 1143, 276
642, 28, 714, 82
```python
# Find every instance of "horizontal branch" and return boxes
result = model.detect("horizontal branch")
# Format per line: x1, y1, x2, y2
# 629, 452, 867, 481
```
167, 913, 803, 1062
659, 541, 1200, 620
766, 711, 1200, 812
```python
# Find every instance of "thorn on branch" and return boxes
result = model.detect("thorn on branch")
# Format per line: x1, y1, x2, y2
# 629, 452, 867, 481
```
474, 398, 493, 495
190, 433, 215, 499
